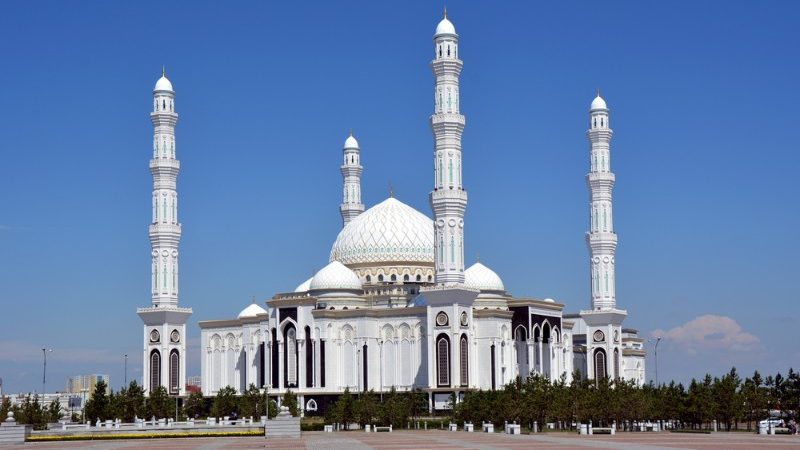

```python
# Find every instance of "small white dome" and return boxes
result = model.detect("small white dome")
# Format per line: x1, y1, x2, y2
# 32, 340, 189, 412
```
238, 302, 267, 319
310, 261, 362, 291
464, 262, 505, 292
543, 298, 555, 303
344, 134, 359, 149
154, 75, 173, 92
590, 94, 607, 111
294, 277, 313, 293
435, 9, 456, 36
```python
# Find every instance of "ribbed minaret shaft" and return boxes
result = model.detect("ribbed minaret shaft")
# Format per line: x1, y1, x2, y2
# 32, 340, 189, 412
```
586, 93, 617, 310
149, 72, 181, 307
429, 11, 467, 286
339, 131, 364, 227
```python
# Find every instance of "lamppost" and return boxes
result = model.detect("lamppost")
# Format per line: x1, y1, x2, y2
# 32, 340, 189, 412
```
124, 354, 128, 386
41, 348, 53, 401
654, 337, 662, 386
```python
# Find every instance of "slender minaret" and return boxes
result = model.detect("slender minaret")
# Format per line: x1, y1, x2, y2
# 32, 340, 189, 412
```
138, 68, 191, 397
149, 68, 181, 307
429, 8, 467, 285
586, 92, 617, 310
339, 130, 364, 227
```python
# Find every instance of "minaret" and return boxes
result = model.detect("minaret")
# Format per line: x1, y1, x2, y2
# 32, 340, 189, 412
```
339, 131, 364, 227
586, 92, 617, 310
429, 8, 467, 285
138, 68, 191, 397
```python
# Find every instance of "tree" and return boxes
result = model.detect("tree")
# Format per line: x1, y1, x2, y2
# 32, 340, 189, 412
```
238, 384, 261, 419
379, 388, 409, 427
146, 386, 172, 419
353, 390, 379, 427
84, 380, 109, 423
326, 387, 355, 429
46, 399, 62, 423
0, 397, 11, 422
282, 390, 298, 417
184, 390, 207, 419
210, 386, 238, 418
119, 381, 146, 422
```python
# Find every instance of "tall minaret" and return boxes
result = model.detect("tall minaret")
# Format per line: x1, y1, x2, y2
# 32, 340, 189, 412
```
138, 68, 191, 397
339, 131, 364, 227
429, 8, 467, 285
586, 92, 617, 310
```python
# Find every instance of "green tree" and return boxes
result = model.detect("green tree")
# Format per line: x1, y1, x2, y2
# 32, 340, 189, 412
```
210, 386, 238, 418
353, 390, 379, 427
282, 390, 298, 417
238, 384, 262, 419
46, 399, 62, 423
0, 397, 11, 422
184, 390, 207, 419
84, 380, 109, 423
146, 386, 172, 419
326, 387, 355, 429
119, 381, 146, 422
379, 388, 409, 427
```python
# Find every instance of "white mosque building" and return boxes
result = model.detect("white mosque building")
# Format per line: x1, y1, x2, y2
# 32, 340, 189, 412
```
137, 11, 645, 412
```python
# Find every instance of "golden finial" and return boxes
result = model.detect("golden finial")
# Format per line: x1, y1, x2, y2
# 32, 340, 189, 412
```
443, 6, 447, 19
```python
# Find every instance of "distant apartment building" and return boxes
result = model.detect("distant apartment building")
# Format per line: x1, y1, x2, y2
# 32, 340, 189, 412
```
66, 374, 109, 396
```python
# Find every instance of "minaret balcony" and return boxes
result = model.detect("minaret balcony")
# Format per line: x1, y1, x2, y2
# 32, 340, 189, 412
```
430, 114, 465, 126
150, 158, 181, 170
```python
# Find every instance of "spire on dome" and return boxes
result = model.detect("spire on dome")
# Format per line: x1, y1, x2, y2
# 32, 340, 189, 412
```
443, 6, 447, 19
388, 182, 394, 198
162, 65, 166, 77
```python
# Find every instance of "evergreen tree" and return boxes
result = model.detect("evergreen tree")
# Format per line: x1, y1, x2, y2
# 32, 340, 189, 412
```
210, 386, 238, 418
183, 390, 207, 419
84, 380, 109, 423
146, 386, 172, 419
282, 389, 299, 417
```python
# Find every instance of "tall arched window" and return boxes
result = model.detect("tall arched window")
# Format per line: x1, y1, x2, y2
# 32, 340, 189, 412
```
450, 236, 455, 263
169, 349, 180, 394
150, 350, 161, 390
594, 349, 607, 381
614, 348, 620, 380
285, 327, 297, 387
436, 334, 450, 387
459, 335, 469, 387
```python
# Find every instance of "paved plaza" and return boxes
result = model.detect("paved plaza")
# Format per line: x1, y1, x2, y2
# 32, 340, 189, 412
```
4, 431, 800, 450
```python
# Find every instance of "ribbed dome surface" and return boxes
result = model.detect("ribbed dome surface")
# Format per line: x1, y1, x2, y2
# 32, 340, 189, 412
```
310, 261, 362, 291
464, 262, 505, 292
238, 302, 267, 319
154, 76, 173, 92
294, 276, 313, 293
330, 197, 434, 266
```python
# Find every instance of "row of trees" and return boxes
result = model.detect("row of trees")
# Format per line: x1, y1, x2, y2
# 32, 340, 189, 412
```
0, 396, 61, 430
450, 367, 800, 431
324, 387, 429, 429
82, 381, 287, 423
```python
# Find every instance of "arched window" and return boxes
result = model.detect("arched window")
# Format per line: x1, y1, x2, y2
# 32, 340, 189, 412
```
416, 274, 421, 281
150, 350, 161, 389
378, 274, 384, 282
366, 275, 371, 282
447, 45, 450, 56
285, 327, 297, 387
450, 236, 455, 263
169, 349, 180, 394
436, 334, 450, 387
403, 274, 409, 282
614, 348, 620, 380
460, 335, 468, 387
594, 349, 607, 380
390, 274, 397, 282
448, 158, 453, 184
162, 99, 166, 110
438, 45, 442, 57
601, 117, 604, 127
438, 158, 443, 186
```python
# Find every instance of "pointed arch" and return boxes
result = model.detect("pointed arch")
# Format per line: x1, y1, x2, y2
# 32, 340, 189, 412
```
436, 333, 450, 387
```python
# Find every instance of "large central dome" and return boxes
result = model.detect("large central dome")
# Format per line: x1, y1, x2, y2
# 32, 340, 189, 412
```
330, 197, 434, 267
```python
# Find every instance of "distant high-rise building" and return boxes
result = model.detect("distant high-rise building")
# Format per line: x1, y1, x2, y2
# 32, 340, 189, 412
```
66, 374, 109, 396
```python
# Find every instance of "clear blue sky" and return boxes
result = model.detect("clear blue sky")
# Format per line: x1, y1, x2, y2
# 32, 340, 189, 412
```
1, 1, 798, 394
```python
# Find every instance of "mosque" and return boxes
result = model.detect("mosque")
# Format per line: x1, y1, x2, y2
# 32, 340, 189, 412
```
137, 11, 646, 413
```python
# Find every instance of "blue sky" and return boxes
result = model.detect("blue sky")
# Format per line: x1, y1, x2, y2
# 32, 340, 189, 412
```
0, 1, 798, 394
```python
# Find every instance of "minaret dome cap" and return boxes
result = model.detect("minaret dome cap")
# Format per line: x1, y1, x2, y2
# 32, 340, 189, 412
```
344, 133, 359, 149
154, 67, 173, 92
435, 8, 456, 36
590, 93, 607, 111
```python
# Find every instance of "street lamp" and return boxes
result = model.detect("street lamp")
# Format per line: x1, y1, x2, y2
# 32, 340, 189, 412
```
41, 348, 53, 401
124, 354, 128, 387
650, 337, 662, 386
